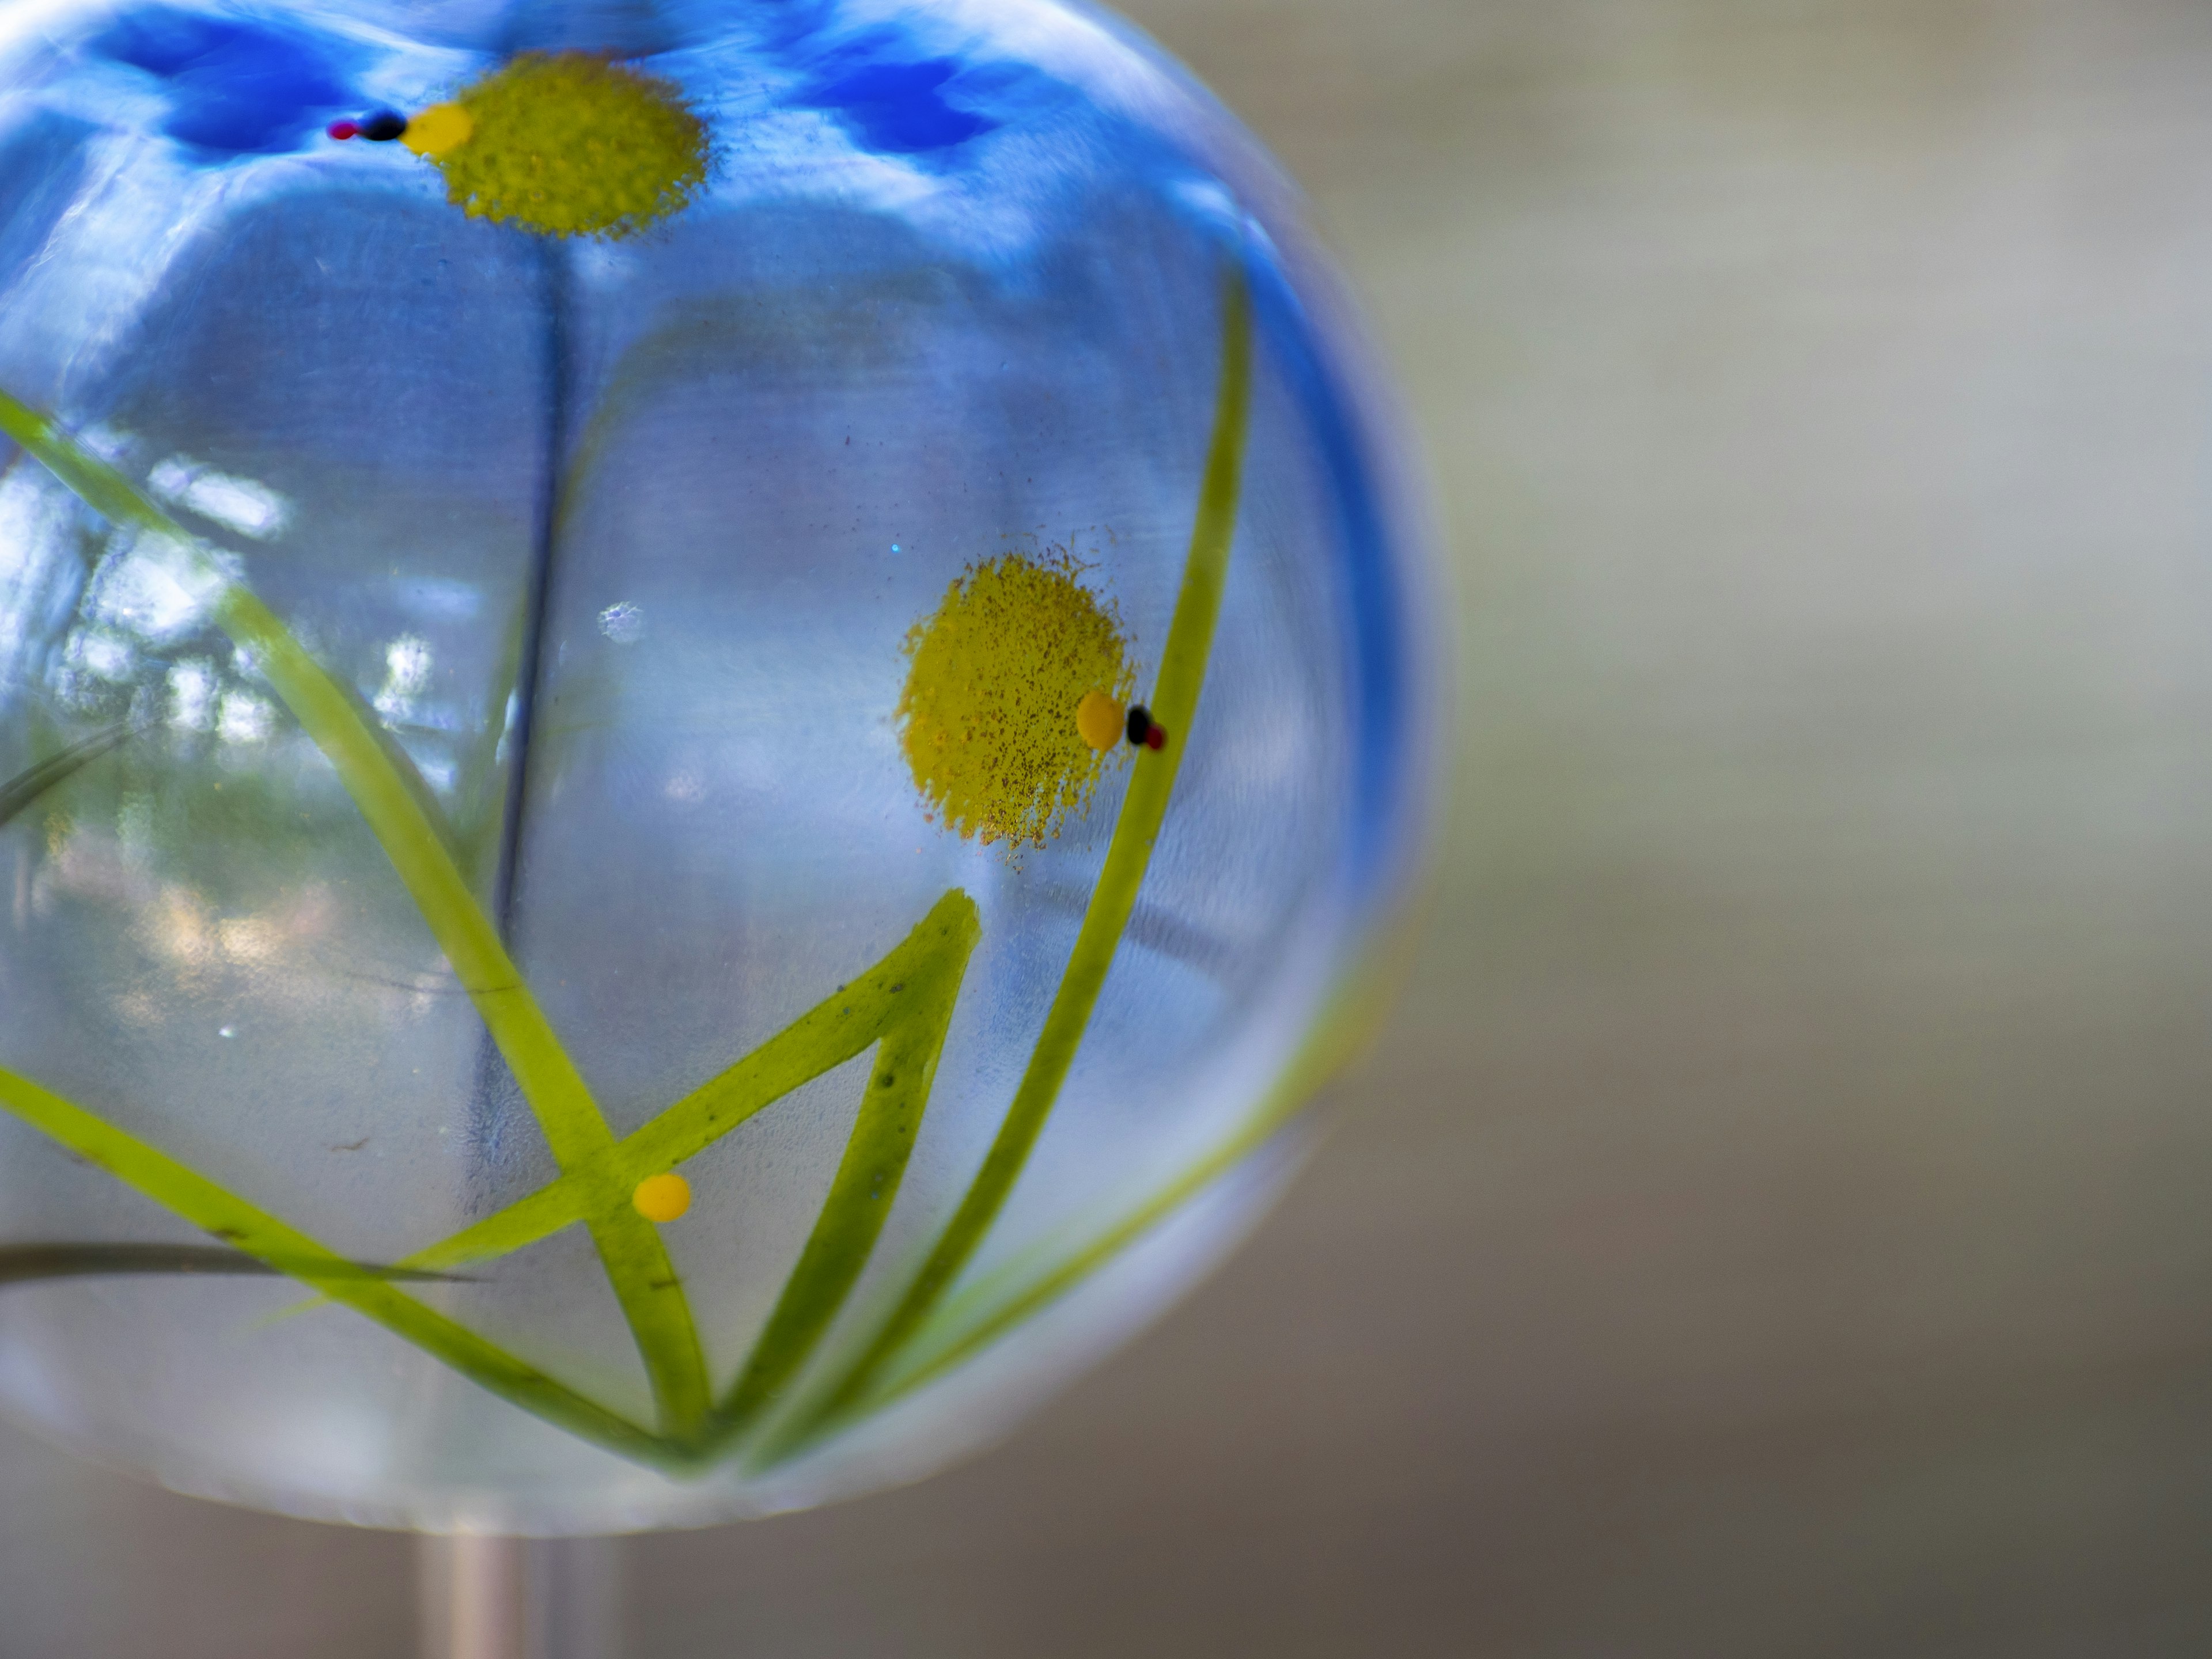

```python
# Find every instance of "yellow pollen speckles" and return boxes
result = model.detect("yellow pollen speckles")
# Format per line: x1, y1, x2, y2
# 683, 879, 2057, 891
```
632, 1172, 691, 1224
401, 101, 474, 157
898, 554, 1136, 849
416, 52, 709, 240
1075, 688, 1124, 751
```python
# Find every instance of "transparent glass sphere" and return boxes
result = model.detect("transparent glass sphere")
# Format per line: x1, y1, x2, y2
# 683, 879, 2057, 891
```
0, 0, 1437, 1532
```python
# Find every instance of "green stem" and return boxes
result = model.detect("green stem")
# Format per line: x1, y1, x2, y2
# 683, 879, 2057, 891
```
0, 724, 135, 831
700, 898, 976, 1452
771, 268, 1255, 1456
390, 889, 980, 1277
0, 389, 712, 1439
870, 939, 1408, 1410
0, 1063, 674, 1468
215, 585, 711, 1434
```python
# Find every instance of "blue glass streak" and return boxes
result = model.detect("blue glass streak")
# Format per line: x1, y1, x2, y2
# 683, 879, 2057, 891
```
1247, 249, 1420, 906
95, 8, 353, 156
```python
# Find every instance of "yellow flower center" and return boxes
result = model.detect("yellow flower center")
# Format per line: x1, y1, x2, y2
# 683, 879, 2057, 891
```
897, 555, 1135, 847
415, 52, 709, 240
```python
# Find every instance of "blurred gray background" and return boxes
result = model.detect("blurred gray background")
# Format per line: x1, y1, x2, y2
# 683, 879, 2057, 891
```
10, 0, 2212, 1651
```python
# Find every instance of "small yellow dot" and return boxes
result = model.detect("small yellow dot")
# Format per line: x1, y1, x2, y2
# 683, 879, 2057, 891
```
1075, 688, 1126, 752
402, 101, 475, 157
632, 1172, 691, 1223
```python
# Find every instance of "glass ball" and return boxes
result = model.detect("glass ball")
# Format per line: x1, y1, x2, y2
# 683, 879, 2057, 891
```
0, 0, 1438, 1532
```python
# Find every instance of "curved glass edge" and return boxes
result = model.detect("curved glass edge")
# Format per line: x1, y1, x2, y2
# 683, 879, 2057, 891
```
0, 0, 1449, 1520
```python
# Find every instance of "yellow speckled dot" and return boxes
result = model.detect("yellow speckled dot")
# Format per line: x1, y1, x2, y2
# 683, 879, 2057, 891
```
898, 554, 1135, 849
417, 52, 709, 240
631, 1172, 691, 1223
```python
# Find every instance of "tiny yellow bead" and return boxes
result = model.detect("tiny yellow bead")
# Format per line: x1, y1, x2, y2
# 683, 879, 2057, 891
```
1075, 688, 1125, 752
402, 102, 475, 158
631, 1172, 691, 1223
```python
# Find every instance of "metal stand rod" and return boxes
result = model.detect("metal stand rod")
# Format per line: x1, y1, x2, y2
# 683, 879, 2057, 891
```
418, 1535, 625, 1659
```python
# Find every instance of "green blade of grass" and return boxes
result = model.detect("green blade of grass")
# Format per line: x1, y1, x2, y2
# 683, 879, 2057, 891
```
0, 1242, 469, 1286
766, 267, 1255, 1459
215, 584, 711, 1434
695, 894, 979, 1455
268, 888, 982, 1374
0, 1063, 673, 1467
0, 400, 169, 532
0, 387, 711, 1440
0, 724, 134, 831
865, 931, 1414, 1410
380, 889, 982, 1279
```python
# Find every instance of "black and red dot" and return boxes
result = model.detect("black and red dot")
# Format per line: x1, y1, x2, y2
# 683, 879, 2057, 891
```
329, 109, 407, 142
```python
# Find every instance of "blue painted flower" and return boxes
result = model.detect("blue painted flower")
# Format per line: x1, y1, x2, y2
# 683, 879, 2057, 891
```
789, 30, 997, 156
